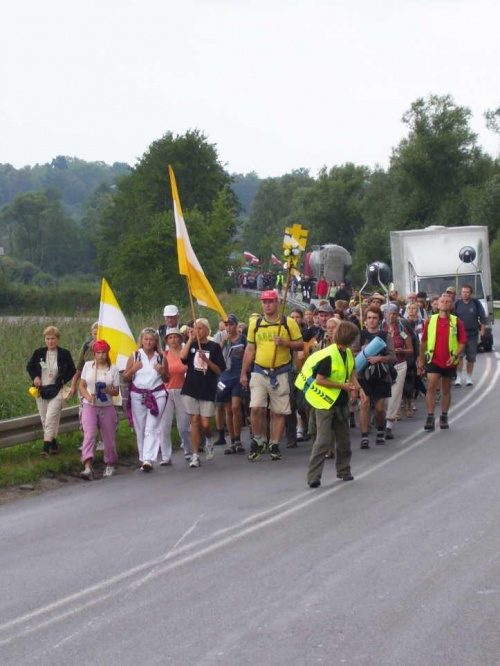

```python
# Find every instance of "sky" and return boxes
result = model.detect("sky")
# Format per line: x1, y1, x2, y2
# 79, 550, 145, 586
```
1, 0, 499, 178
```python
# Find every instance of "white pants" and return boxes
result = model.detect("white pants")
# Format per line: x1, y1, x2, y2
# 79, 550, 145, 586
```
160, 388, 192, 460
36, 391, 64, 440
386, 361, 408, 422
131, 391, 167, 463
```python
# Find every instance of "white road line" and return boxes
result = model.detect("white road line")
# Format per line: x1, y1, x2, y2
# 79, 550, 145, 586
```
1, 354, 498, 647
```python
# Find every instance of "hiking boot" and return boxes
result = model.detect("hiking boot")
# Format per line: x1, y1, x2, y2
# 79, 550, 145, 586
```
424, 415, 435, 431
360, 437, 370, 449
375, 430, 385, 445
248, 439, 261, 461
384, 428, 394, 440
269, 443, 282, 461
440, 414, 449, 429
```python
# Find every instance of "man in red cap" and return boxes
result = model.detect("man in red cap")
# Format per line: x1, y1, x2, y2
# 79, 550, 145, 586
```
240, 290, 303, 461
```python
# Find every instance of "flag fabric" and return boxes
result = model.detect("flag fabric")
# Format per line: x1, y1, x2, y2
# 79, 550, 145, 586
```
97, 278, 137, 370
270, 253, 282, 266
168, 166, 228, 321
243, 250, 260, 264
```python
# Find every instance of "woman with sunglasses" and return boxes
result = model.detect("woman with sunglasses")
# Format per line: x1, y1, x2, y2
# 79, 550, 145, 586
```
123, 328, 169, 472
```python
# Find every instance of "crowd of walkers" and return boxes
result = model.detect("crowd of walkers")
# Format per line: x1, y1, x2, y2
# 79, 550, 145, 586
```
25, 281, 487, 485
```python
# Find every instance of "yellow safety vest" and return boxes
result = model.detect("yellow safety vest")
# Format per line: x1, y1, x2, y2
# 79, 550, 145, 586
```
295, 344, 354, 410
426, 313, 460, 364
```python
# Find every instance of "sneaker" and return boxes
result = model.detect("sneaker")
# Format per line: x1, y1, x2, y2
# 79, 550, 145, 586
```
308, 479, 321, 488
96, 440, 104, 451
205, 441, 215, 461
384, 428, 394, 440
141, 461, 153, 472
224, 445, 237, 455
296, 428, 304, 442
375, 430, 385, 445
337, 473, 354, 482
159, 459, 172, 466
234, 441, 245, 454
103, 466, 116, 478
360, 437, 370, 449
80, 467, 94, 480
465, 376, 473, 386
349, 414, 356, 429
454, 377, 462, 387
184, 452, 192, 461
189, 454, 200, 468
213, 435, 226, 446
248, 438, 262, 461
424, 415, 435, 431
440, 414, 449, 429
269, 443, 282, 461
286, 440, 298, 449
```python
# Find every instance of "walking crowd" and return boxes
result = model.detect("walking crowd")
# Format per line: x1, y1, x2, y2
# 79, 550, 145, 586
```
26, 281, 487, 486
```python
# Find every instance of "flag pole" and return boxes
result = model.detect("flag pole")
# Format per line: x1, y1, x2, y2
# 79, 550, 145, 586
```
270, 267, 292, 371
185, 275, 206, 374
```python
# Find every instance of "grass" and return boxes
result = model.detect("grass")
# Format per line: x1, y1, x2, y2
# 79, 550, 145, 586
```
0, 422, 143, 487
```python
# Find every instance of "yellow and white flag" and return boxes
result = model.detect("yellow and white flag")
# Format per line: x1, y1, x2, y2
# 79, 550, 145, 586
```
97, 278, 137, 370
168, 165, 228, 321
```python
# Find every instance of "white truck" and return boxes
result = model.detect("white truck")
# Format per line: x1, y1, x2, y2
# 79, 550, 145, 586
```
390, 225, 494, 351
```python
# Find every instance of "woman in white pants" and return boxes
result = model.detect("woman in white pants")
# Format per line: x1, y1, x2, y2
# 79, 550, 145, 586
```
160, 329, 192, 464
123, 328, 168, 472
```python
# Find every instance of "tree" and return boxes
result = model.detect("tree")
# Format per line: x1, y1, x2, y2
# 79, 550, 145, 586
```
96, 130, 238, 309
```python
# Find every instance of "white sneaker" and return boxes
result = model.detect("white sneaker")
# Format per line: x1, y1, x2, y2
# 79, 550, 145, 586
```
189, 454, 200, 468
159, 459, 172, 466
141, 461, 153, 472
96, 440, 104, 451
454, 377, 462, 387
103, 466, 116, 478
466, 375, 473, 386
80, 467, 94, 480
205, 441, 215, 461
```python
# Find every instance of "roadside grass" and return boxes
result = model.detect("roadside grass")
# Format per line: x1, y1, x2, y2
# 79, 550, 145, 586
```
0, 421, 152, 487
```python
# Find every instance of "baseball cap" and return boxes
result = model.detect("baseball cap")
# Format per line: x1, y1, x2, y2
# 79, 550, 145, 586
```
226, 313, 238, 324
317, 303, 334, 314
163, 304, 179, 317
445, 286, 457, 294
260, 290, 278, 300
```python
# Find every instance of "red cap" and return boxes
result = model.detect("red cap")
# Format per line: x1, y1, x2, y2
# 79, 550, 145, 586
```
260, 290, 278, 300
92, 339, 110, 353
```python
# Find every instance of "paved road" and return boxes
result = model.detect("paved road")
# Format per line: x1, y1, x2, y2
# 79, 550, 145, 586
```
1, 353, 500, 665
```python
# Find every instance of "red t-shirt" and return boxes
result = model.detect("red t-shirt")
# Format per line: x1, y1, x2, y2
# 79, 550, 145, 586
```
421, 315, 467, 368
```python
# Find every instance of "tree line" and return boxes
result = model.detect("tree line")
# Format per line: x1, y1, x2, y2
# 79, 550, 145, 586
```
1, 94, 499, 309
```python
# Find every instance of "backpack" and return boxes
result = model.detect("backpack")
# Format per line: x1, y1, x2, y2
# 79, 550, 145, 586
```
254, 315, 291, 338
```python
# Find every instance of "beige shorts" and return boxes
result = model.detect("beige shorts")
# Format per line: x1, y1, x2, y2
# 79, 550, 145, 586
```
182, 396, 215, 418
249, 371, 291, 415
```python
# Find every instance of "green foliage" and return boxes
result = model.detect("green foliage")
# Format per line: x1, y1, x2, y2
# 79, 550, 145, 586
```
230, 171, 261, 217
96, 130, 238, 310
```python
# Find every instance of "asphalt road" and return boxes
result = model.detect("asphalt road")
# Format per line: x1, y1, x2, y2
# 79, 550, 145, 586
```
1, 352, 500, 665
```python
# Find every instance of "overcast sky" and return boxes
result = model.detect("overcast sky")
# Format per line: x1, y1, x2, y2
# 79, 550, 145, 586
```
1, 0, 499, 177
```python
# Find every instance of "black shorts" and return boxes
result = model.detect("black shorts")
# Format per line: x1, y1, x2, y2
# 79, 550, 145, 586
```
425, 362, 457, 379
359, 378, 392, 400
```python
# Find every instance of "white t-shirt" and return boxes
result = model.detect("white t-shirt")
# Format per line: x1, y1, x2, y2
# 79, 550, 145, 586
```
81, 361, 120, 406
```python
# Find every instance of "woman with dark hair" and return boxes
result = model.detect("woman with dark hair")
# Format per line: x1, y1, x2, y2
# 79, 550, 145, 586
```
122, 328, 169, 472
26, 325, 77, 457
79, 340, 120, 480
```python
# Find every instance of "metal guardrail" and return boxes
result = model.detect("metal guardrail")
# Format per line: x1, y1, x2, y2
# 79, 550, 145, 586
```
0, 406, 81, 449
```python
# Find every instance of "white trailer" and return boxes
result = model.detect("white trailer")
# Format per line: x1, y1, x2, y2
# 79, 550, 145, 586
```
390, 225, 494, 350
